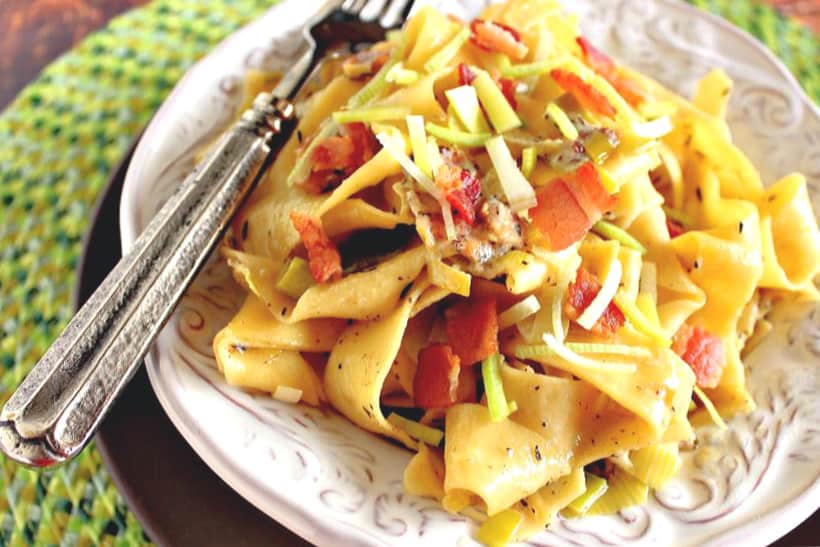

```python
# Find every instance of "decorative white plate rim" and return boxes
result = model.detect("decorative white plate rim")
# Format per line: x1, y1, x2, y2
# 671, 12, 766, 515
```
119, 1, 820, 545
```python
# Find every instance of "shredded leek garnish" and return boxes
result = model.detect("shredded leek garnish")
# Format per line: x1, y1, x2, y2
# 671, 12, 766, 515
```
662, 205, 695, 227
586, 468, 648, 516
693, 385, 728, 430
428, 255, 471, 296
500, 59, 561, 78
348, 59, 398, 108
552, 274, 567, 342
521, 146, 537, 178
427, 137, 443, 174
576, 258, 622, 330
565, 473, 608, 515
424, 27, 470, 73
332, 105, 410, 124
385, 62, 420, 85
629, 443, 681, 488
540, 334, 638, 374
515, 342, 651, 360
613, 291, 671, 347
476, 508, 523, 547
472, 70, 522, 133
593, 220, 647, 254
375, 131, 442, 200
425, 123, 492, 147
272, 385, 303, 404
275, 256, 315, 298
387, 413, 444, 445
446, 85, 491, 133
545, 102, 579, 140
584, 131, 616, 164
406, 115, 431, 178
485, 136, 537, 212
498, 295, 541, 330
481, 354, 513, 422
441, 201, 457, 241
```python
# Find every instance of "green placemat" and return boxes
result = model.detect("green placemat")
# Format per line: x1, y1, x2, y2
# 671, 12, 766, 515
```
0, 0, 816, 545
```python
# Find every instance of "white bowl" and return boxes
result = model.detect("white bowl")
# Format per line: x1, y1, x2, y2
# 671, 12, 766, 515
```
120, 1, 820, 545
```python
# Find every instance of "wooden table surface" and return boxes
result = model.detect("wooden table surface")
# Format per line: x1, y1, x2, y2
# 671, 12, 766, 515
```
0, 0, 817, 545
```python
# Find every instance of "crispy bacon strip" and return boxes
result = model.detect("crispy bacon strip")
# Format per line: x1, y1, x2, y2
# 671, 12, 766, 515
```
673, 324, 725, 388
565, 266, 625, 335
289, 212, 342, 283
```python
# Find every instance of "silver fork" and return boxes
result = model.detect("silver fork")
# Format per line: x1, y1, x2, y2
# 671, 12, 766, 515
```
0, 0, 416, 468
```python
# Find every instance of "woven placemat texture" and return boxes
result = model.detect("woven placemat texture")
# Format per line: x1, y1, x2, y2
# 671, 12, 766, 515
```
0, 0, 816, 545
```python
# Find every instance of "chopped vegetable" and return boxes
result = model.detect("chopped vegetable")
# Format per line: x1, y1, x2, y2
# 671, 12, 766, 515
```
406, 115, 431, 178
376, 131, 442, 200
572, 163, 616, 219
565, 473, 608, 515
342, 46, 391, 79
388, 412, 445, 445
576, 258, 622, 330
348, 59, 397, 108
429, 255, 472, 296
445, 296, 499, 365
496, 77, 518, 110
385, 62, 420, 85
586, 468, 647, 516
692, 385, 728, 430
458, 62, 477, 85
576, 36, 646, 106
425, 122, 492, 147
515, 342, 652, 360
629, 443, 681, 488
498, 294, 541, 330
472, 70, 522, 133
545, 102, 579, 140
500, 59, 561, 78
550, 68, 616, 118
584, 131, 616, 164
332, 105, 410, 124
272, 385, 303, 404
672, 324, 725, 388
485, 135, 537, 211
427, 137, 443, 174
424, 27, 471, 73
592, 220, 647, 254
566, 266, 625, 335
613, 291, 671, 347
446, 85, 491, 133
289, 212, 342, 283
481, 353, 513, 422
435, 164, 482, 224
275, 256, 315, 298
441, 201, 458, 241
414, 343, 462, 409
540, 334, 637, 374
521, 146, 537, 178
470, 19, 528, 60
476, 508, 523, 547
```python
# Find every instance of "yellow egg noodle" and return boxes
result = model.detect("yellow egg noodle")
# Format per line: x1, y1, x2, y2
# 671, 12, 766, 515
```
210, 0, 820, 543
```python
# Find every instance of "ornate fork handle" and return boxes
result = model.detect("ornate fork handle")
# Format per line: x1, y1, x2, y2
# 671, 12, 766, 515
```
0, 96, 296, 466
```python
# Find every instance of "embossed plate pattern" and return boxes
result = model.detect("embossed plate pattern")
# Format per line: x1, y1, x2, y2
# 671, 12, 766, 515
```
120, 0, 820, 545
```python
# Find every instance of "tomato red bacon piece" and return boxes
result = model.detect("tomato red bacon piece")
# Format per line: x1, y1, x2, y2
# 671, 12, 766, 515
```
572, 162, 616, 218
496, 77, 518, 109
303, 123, 377, 193
413, 343, 476, 409
435, 164, 482, 225
672, 324, 725, 388
667, 218, 686, 238
458, 62, 477, 86
550, 68, 617, 118
470, 19, 529, 60
565, 266, 625, 335
289, 212, 342, 283
445, 297, 499, 366
576, 36, 646, 106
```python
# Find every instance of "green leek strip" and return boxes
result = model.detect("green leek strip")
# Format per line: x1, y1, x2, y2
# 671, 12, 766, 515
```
476, 508, 523, 547
521, 146, 537, 178
446, 85, 491, 134
545, 102, 579, 141
565, 473, 608, 515
613, 291, 671, 347
576, 258, 622, 331
693, 385, 728, 430
481, 354, 512, 422
586, 468, 648, 516
596, 166, 619, 194
407, 115, 431, 178
425, 122, 492, 147
424, 27, 470, 73
497, 294, 541, 330
628, 443, 681, 489
375, 131, 442, 200
541, 334, 638, 374
387, 413, 444, 446
593, 220, 647, 255
385, 62, 420, 85
485, 136, 537, 212
332, 105, 411, 124
514, 342, 651, 360
472, 70, 522, 133
275, 256, 315, 299
348, 59, 398, 108
585, 131, 616, 164
662, 205, 695, 227
500, 59, 562, 78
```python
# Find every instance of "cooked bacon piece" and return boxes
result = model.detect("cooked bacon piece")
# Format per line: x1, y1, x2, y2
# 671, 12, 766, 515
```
565, 266, 625, 335
470, 19, 528, 60
414, 343, 476, 409
496, 77, 518, 109
458, 62, 477, 86
445, 297, 499, 366
342, 47, 390, 79
346, 121, 378, 166
289, 212, 342, 283
673, 324, 725, 388
303, 123, 377, 194
550, 68, 616, 118
667, 218, 685, 239
529, 163, 613, 251
576, 36, 646, 106
435, 164, 482, 225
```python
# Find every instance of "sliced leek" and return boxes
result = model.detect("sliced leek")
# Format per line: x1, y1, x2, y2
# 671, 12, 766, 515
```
388, 413, 444, 445
446, 85, 491, 133
476, 508, 523, 547
385, 62, 420, 85
332, 105, 410, 124
498, 295, 541, 330
629, 443, 681, 489
273, 385, 303, 404
485, 136, 537, 212
376, 131, 442, 200
472, 70, 522, 133
482, 354, 513, 422
693, 385, 728, 430
500, 59, 561, 78
576, 258, 622, 330
613, 291, 671, 347
406, 115, 431, 178
521, 146, 537, 178
540, 334, 638, 374
545, 102, 579, 140
425, 122, 492, 147
424, 27, 470, 73
592, 220, 647, 254
586, 468, 648, 516
275, 256, 315, 298
564, 473, 608, 515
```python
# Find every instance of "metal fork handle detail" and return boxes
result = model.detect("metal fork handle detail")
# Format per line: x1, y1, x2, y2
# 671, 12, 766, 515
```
0, 95, 296, 467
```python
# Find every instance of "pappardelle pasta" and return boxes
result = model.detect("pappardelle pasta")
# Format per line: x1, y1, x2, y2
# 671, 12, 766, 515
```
213, 0, 820, 543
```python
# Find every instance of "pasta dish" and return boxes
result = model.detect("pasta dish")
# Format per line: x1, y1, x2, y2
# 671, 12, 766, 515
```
211, 0, 820, 543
